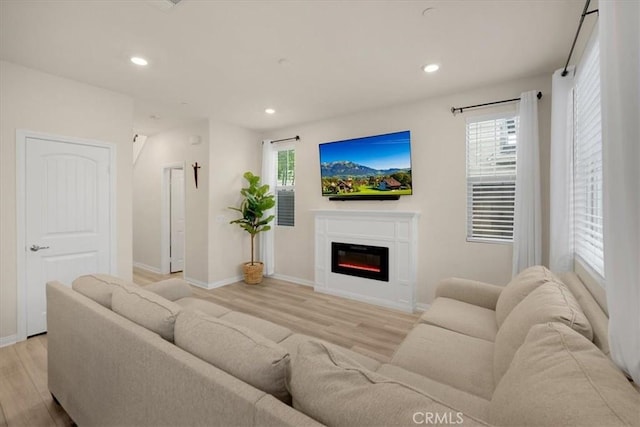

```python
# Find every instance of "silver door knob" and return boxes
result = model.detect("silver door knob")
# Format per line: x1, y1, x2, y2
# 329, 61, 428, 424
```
30, 245, 50, 252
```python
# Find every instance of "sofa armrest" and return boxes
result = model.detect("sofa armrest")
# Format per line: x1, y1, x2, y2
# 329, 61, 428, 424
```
144, 278, 193, 301
435, 278, 503, 310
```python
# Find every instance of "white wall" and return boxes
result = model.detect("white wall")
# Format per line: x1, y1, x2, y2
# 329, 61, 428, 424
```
132, 134, 147, 164
0, 61, 133, 341
132, 120, 210, 283
133, 119, 260, 288
265, 74, 552, 305
208, 121, 260, 286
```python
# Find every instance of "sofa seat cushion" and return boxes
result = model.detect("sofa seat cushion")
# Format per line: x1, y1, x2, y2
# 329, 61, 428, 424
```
288, 340, 487, 427
419, 297, 497, 342
175, 309, 291, 403
72, 274, 135, 309
391, 324, 495, 400
219, 311, 293, 343
279, 333, 381, 371
376, 364, 490, 422
493, 280, 593, 384
112, 284, 182, 342
490, 322, 640, 426
174, 297, 231, 318
495, 265, 560, 327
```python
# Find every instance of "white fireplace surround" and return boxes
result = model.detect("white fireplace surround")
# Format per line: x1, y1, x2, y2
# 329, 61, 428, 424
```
313, 210, 419, 312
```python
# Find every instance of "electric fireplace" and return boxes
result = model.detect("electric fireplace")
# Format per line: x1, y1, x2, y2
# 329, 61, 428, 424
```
331, 242, 389, 282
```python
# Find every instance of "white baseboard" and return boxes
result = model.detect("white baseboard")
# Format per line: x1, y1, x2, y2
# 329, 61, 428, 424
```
183, 276, 210, 289
209, 276, 243, 288
186, 274, 314, 290
415, 302, 431, 312
187, 274, 314, 290
270, 273, 315, 287
133, 262, 162, 274
0, 334, 17, 348
185, 275, 243, 290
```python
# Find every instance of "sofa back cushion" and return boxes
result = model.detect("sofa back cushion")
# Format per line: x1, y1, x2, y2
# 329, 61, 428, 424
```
143, 278, 193, 301
495, 266, 560, 327
174, 309, 291, 403
288, 340, 487, 427
72, 274, 136, 309
493, 281, 592, 384
559, 271, 610, 355
112, 285, 182, 342
490, 322, 640, 426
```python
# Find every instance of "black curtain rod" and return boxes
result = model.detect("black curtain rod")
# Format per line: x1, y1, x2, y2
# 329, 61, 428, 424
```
561, 0, 598, 77
270, 135, 300, 144
451, 91, 542, 115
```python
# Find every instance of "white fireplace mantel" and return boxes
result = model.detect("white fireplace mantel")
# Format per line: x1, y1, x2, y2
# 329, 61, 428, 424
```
313, 209, 419, 312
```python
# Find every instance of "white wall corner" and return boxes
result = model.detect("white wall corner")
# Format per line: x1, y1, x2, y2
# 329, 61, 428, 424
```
132, 134, 147, 164
132, 262, 162, 274
185, 275, 243, 290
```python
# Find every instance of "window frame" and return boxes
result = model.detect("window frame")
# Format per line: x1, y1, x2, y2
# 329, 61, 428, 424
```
274, 144, 295, 228
465, 111, 519, 244
572, 27, 605, 283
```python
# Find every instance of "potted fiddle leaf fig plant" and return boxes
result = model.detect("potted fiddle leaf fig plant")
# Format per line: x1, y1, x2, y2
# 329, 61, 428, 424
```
229, 171, 275, 284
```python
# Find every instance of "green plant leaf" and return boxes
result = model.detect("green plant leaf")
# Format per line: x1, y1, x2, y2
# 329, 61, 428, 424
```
228, 171, 277, 262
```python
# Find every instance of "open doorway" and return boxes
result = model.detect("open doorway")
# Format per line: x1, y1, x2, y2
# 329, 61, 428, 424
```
161, 163, 185, 275
170, 168, 185, 273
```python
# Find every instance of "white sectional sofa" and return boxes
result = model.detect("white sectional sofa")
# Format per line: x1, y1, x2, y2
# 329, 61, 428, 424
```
46, 267, 640, 426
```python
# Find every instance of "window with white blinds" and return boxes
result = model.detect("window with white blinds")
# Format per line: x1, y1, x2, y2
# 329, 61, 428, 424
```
466, 114, 519, 242
275, 148, 295, 227
573, 37, 604, 278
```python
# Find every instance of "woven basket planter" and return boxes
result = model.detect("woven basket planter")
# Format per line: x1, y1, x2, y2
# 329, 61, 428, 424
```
243, 262, 264, 285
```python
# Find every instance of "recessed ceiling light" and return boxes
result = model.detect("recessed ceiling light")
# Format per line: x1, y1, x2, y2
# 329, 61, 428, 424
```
265, 108, 276, 115
423, 63, 439, 73
131, 56, 148, 66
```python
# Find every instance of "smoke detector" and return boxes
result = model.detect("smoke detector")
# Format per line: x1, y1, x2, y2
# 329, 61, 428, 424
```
147, 0, 183, 11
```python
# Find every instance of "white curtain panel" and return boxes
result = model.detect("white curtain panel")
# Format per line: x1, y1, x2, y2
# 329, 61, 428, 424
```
259, 140, 276, 276
549, 67, 575, 272
512, 90, 542, 276
600, 0, 640, 383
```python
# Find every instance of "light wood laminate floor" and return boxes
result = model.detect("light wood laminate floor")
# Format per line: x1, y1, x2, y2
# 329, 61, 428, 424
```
0, 335, 73, 427
0, 267, 420, 426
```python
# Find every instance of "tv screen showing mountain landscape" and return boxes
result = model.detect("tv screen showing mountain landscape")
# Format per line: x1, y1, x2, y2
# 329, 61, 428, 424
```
319, 130, 412, 197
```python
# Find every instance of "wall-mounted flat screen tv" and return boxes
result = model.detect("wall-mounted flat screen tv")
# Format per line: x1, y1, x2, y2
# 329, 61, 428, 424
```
319, 130, 412, 198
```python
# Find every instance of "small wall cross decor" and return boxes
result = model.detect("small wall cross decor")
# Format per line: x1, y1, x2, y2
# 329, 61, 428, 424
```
192, 162, 201, 189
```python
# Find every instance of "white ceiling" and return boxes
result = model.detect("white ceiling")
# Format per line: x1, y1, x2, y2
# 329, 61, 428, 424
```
0, 0, 586, 135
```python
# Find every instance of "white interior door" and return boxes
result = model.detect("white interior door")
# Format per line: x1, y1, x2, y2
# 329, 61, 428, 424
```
170, 168, 185, 273
25, 137, 111, 336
